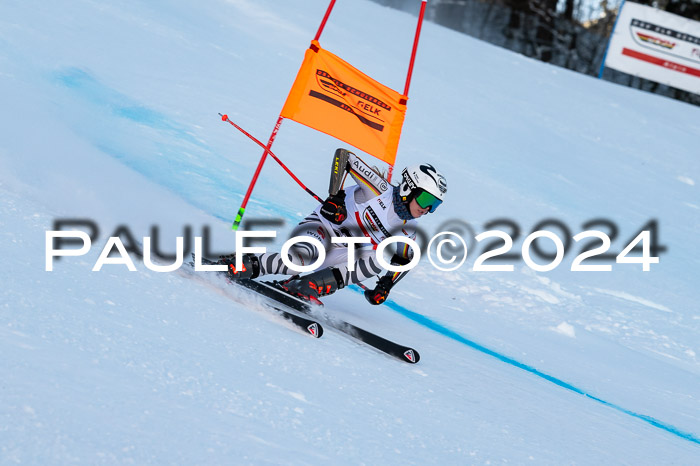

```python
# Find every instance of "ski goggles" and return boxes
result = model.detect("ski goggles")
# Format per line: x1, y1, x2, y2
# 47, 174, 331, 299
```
414, 189, 442, 213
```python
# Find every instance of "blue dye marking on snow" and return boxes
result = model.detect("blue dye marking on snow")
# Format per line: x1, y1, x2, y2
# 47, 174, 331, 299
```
53, 67, 201, 145
51, 67, 248, 220
114, 105, 167, 127
348, 285, 700, 446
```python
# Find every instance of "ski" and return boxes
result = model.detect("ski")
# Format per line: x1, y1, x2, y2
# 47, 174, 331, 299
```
187, 257, 323, 338
193, 255, 419, 363
250, 279, 420, 363
327, 319, 420, 364
263, 302, 323, 338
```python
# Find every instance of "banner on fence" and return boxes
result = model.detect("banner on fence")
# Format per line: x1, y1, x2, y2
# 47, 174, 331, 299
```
604, 2, 700, 95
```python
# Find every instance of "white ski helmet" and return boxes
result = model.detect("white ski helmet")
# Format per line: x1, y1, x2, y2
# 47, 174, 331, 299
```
399, 163, 447, 213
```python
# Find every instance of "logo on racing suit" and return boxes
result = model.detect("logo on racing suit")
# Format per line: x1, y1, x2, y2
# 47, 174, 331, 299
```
365, 206, 392, 239
352, 159, 380, 184
364, 212, 379, 232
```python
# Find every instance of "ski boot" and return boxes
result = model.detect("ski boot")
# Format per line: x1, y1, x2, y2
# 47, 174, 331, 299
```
219, 253, 260, 280
282, 267, 344, 305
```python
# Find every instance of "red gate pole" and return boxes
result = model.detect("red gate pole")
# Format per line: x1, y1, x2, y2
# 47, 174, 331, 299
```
230, 0, 338, 230
231, 115, 283, 230
314, 0, 337, 41
388, 0, 427, 182
403, 0, 427, 97
221, 114, 323, 204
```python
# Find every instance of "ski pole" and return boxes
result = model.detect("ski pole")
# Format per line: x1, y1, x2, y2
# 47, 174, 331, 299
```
220, 114, 324, 226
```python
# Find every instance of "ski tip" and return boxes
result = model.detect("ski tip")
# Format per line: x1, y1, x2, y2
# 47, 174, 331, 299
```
307, 322, 324, 338
403, 349, 420, 364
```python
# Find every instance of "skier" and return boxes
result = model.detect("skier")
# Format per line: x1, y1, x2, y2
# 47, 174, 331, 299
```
221, 148, 447, 305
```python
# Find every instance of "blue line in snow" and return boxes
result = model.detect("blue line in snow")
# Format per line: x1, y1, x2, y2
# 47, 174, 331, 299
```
348, 286, 700, 446
53, 67, 204, 147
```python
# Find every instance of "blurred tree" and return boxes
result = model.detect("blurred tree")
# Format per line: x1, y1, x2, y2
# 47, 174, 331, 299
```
563, 0, 576, 21
504, 0, 559, 61
665, 0, 700, 20
369, 0, 699, 105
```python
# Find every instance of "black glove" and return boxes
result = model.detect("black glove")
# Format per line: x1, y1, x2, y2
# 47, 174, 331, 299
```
364, 276, 393, 305
320, 190, 347, 225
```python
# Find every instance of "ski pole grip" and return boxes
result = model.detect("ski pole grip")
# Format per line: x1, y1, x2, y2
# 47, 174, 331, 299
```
232, 207, 246, 231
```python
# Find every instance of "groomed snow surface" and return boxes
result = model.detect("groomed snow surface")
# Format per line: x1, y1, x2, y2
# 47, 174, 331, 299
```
1, 0, 699, 464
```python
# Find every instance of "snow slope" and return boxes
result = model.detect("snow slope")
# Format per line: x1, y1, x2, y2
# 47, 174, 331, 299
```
1, 0, 699, 463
